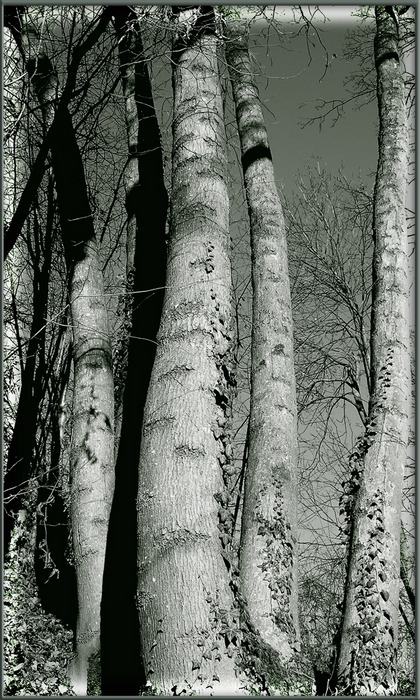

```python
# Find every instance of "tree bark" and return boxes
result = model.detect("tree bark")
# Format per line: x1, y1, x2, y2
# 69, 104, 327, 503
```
225, 18, 300, 686
334, 6, 410, 695
17, 11, 116, 690
136, 7, 243, 694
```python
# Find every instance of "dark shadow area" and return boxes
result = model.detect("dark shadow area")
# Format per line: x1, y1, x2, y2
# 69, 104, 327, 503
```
241, 144, 273, 174
314, 666, 333, 696
101, 219, 166, 693
34, 490, 77, 629
101, 12, 168, 694
101, 447, 144, 695
101, 173, 167, 691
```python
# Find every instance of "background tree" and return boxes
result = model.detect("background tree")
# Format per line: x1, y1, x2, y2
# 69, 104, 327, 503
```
283, 166, 374, 689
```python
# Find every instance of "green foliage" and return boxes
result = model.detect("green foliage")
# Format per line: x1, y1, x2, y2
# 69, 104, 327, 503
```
3, 512, 74, 696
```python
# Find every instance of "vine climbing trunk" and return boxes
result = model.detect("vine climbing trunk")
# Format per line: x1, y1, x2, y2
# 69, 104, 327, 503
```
225, 18, 300, 690
334, 6, 410, 695
136, 7, 244, 694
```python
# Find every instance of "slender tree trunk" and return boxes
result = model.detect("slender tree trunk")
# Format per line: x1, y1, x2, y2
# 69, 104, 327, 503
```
3, 21, 31, 435
14, 12, 116, 689
4, 10, 53, 554
136, 7, 243, 694
334, 7, 410, 695
101, 8, 167, 694
225, 18, 300, 686
50, 106, 115, 696
111, 6, 167, 444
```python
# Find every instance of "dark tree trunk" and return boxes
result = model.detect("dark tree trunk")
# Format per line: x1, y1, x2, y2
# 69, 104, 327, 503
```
101, 8, 168, 695
4, 240, 51, 553
3, 6, 112, 260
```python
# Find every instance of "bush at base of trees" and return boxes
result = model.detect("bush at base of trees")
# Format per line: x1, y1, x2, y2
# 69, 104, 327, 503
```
4, 511, 74, 696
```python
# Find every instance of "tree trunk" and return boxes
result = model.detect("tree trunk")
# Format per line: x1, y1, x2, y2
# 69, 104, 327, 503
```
136, 7, 243, 694
3, 18, 28, 526
334, 7, 410, 695
225, 18, 300, 687
111, 6, 167, 445
5, 14, 113, 691
50, 106, 115, 696
30, 35, 114, 697
101, 8, 168, 694
12, 11, 115, 691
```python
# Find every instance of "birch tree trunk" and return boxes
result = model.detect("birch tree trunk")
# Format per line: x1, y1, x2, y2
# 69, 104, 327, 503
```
136, 7, 244, 694
334, 6, 410, 695
225, 18, 300, 687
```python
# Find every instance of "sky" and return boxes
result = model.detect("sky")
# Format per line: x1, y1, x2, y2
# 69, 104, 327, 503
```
250, 7, 378, 197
